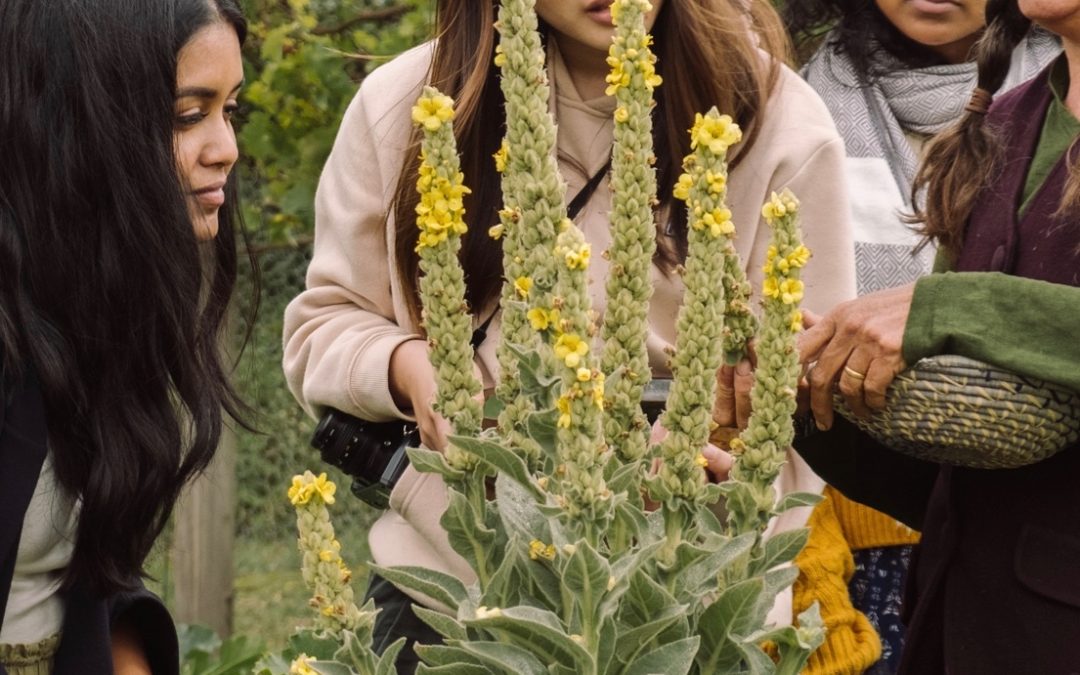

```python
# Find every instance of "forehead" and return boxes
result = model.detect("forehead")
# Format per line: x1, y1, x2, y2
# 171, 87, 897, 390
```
176, 21, 243, 89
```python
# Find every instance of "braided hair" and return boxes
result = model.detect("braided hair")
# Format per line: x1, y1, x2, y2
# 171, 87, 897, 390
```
910, 0, 1032, 255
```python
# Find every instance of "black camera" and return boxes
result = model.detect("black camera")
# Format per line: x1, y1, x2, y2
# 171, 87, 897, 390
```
310, 408, 419, 509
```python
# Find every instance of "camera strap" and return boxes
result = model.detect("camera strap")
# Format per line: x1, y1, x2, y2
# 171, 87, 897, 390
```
470, 157, 612, 350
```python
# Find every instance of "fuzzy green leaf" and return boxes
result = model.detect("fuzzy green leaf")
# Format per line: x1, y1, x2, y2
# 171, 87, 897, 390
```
762, 565, 801, 601
407, 447, 466, 482
374, 639, 407, 675
464, 606, 594, 670
415, 644, 490, 670
695, 577, 766, 673
441, 489, 497, 575
677, 532, 756, 600
449, 434, 539, 496
413, 606, 468, 642
524, 409, 560, 455
613, 604, 688, 664
753, 528, 809, 576
416, 665, 492, 675
561, 539, 611, 620
774, 491, 823, 513
369, 565, 468, 612
309, 662, 356, 675
620, 636, 700, 675
495, 476, 553, 551
460, 641, 549, 675
736, 642, 778, 675
482, 535, 523, 607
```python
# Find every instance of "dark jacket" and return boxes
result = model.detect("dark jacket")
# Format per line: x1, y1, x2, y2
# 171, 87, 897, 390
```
1, 374, 179, 675
798, 66, 1080, 675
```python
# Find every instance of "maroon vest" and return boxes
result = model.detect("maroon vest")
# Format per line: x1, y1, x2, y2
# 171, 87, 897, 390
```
956, 68, 1080, 285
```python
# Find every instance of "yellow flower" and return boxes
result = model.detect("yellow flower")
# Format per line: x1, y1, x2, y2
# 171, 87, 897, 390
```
563, 242, 591, 270
514, 276, 533, 298
576, 367, 593, 382
705, 170, 727, 194
318, 549, 337, 562
779, 278, 805, 305
493, 139, 509, 173
287, 475, 312, 506
695, 453, 709, 468
527, 307, 560, 332
488, 223, 504, 240
673, 173, 694, 202
528, 539, 557, 561
689, 113, 742, 154
554, 333, 590, 369
288, 471, 336, 506
763, 276, 780, 299
289, 654, 318, 675
790, 309, 804, 333
614, 106, 630, 124
556, 395, 572, 429
411, 93, 455, 132
786, 245, 811, 269
592, 371, 605, 408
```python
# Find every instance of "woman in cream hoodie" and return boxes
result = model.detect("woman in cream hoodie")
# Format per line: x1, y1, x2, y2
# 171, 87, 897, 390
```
283, 0, 855, 670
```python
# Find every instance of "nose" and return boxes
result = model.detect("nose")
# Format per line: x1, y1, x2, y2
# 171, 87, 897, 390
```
200, 115, 238, 173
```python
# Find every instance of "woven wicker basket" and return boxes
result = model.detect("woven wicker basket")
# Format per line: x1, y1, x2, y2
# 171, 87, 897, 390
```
834, 354, 1080, 469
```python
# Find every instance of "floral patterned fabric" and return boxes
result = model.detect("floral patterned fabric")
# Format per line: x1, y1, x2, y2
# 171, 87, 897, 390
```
850, 545, 914, 674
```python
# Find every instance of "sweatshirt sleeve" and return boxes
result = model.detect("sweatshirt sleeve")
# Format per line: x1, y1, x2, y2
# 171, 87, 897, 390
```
903, 271, 1080, 393
282, 46, 431, 421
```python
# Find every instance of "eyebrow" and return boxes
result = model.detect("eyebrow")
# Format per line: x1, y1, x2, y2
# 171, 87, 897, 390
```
176, 79, 245, 99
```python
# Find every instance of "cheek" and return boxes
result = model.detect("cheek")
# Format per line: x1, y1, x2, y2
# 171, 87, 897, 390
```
173, 132, 197, 187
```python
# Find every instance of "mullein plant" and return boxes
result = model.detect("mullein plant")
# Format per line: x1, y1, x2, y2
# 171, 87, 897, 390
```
253, 471, 401, 675
271, 1, 826, 673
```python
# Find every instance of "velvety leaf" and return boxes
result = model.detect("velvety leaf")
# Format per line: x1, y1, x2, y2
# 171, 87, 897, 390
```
482, 535, 522, 607
524, 409, 560, 455
761, 565, 801, 602
495, 475, 551, 544
416, 665, 492, 675
461, 641, 549, 675
754, 528, 809, 576
774, 491, 823, 513
613, 604, 687, 664
309, 662, 357, 675
407, 447, 466, 482
596, 615, 619, 675
374, 639, 407, 675
736, 642, 778, 675
412, 606, 468, 642
676, 532, 756, 600
369, 565, 469, 612
561, 540, 611, 620
441, 489, 497, 576
449, 435, 539, 496
620, 636, 700, 675
695, 577, 766, 674
415, 644, 489, 669
287, 631, 340, 661
464, 605, 593, 670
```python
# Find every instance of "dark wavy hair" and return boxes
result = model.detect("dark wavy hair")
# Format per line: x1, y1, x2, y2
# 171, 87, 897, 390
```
784, 0, 959, 79
0, 0, 254, 595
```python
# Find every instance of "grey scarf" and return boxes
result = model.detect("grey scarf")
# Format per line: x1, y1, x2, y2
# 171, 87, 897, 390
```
803, 30, 1061, 205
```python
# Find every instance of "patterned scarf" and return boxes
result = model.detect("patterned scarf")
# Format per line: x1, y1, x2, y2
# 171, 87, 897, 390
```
804, 30, 1061, 206
802, 30, 1060, 295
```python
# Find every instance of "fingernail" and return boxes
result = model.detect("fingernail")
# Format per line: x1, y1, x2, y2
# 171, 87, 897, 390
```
736, 361, 751, 376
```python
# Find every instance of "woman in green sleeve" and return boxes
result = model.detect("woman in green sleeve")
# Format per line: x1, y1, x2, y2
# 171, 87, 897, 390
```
795, 0, 1080, 672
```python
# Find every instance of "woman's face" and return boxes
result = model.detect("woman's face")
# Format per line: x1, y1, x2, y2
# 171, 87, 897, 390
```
875, 0, 987, 63
1020, 0, 1080, 40
174, 20, 243, 241
535, 0, 666, 62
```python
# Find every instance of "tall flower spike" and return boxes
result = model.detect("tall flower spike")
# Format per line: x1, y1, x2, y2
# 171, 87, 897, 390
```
412, 86, 483, 471
288, 471, 368, 634
601, 0, 659, 464
552, 223, 611, 540
728, 189, 808, 529
649, 108, 741, 508
493, 0, 569, 458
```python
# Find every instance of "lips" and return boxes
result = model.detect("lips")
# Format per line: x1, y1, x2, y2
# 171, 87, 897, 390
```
585, 0, 614, 25
191, 182, 226, 209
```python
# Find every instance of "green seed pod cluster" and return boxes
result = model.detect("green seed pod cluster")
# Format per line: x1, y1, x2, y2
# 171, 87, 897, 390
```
729, 189, 809, 526
412, 86, 483, 471
650, 109, 742, 506
600, 0, 660, 463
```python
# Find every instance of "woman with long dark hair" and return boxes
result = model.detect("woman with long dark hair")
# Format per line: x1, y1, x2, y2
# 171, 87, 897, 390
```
0, 1, 251, 673
283, 0, 857, 671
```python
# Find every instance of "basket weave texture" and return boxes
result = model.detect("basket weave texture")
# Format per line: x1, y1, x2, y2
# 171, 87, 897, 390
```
835, 354, 1080, 469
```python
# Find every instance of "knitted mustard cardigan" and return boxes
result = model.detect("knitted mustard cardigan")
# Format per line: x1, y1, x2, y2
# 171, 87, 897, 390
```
793, 489, 920, 674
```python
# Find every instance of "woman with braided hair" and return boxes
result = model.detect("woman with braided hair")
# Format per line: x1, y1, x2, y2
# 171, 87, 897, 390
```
775, 1, 1059, 673
787, 0, 1080, 671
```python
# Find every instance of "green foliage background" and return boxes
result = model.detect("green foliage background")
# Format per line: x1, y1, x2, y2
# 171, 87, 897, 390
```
232, 0, 431, 541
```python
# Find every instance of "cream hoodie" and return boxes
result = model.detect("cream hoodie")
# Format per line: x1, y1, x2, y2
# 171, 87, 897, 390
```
283, 39, 856, 623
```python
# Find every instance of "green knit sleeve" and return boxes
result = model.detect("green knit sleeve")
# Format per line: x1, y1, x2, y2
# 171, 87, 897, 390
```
902, 271, 1080, 392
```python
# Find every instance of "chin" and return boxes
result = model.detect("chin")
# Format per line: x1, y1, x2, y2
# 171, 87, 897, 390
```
193, 213, 220, 241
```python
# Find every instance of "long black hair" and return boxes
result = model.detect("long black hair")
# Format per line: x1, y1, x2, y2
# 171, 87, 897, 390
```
0, 0, 253, 595
783, 0, 958, 79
